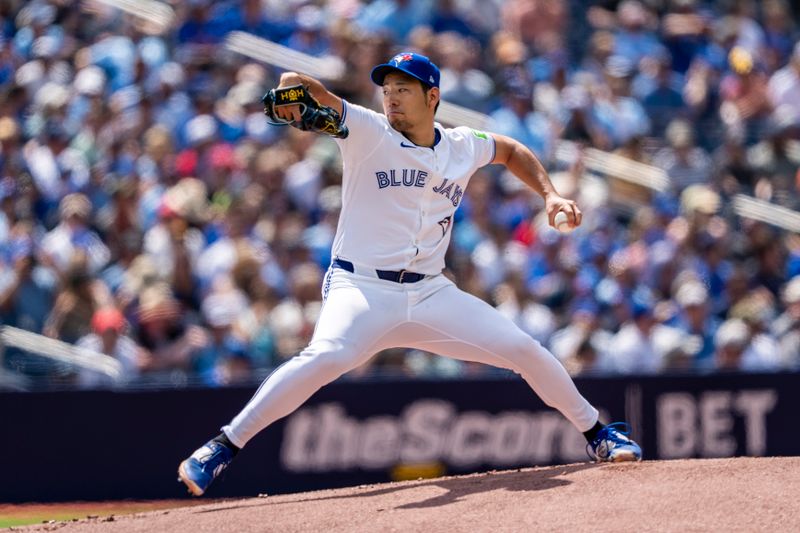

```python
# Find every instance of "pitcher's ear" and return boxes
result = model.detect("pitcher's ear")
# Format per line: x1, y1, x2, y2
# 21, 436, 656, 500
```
430, 87, 440, 107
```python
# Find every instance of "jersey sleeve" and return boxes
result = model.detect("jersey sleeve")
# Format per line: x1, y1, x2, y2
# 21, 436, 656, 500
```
335, 100, 387, 159
453, 126, 496, 168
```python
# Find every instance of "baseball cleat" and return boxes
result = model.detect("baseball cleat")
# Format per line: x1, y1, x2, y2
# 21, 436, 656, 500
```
178, 440, 234, 496
586, 422, 642, 462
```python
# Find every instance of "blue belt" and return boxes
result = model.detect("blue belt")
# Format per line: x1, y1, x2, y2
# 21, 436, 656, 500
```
332, 258, 426, 284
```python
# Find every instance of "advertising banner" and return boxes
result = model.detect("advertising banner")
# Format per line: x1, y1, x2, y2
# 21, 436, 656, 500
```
2, 372, 797, 502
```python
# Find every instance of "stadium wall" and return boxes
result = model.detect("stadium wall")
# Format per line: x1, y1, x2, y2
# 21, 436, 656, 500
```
2, 373, 798, 502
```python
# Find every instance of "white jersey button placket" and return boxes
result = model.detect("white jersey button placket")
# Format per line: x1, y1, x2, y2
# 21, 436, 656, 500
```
410, 146, 438, 269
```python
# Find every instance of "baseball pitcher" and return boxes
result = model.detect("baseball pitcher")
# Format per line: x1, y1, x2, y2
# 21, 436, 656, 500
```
179, 52, 641, 496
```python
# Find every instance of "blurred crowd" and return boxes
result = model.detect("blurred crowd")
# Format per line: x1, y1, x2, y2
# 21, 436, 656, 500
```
1, 0, 800, 388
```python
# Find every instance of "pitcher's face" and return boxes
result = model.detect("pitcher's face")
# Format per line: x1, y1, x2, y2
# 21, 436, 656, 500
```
381, 72, 437, 132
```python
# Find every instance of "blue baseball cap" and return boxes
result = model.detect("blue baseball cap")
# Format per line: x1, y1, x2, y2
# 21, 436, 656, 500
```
371, 52, 440, 88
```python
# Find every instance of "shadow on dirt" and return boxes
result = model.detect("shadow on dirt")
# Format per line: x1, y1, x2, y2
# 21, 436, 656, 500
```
197, 462, 598, 512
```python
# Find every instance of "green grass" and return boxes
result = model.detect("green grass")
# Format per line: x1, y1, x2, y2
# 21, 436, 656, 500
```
0, 500, 210, 529
0, 513, 87, 528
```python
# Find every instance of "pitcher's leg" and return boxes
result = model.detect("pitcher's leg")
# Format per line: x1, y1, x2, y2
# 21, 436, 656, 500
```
410, 282, 599, 432
223, 274, 405, 447
179, 273, 407, 495
223, 338, 373, 447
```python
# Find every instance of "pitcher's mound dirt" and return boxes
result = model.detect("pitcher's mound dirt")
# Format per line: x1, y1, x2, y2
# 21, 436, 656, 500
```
19, 457, 800, 532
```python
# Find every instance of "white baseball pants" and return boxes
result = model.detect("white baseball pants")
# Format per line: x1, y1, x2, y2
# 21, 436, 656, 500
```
223, 268, 599, 447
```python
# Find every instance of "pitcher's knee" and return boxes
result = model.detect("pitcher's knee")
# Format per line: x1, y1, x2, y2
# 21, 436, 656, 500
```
297, 339, 363, 377
501, 334, 553, 365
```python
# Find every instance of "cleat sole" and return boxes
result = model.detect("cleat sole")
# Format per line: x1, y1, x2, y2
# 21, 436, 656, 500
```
610, 450, 642, 462
178, 461, 205, 496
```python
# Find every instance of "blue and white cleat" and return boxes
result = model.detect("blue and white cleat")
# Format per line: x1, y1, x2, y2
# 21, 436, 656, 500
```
178, 440, 234, 496
587, 423, 642, 462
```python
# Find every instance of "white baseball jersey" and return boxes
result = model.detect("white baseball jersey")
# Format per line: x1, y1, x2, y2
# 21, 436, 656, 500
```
332, 101, 496, 274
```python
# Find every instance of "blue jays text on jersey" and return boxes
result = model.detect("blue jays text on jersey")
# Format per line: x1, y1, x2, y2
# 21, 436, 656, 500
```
374, 169, 464, 207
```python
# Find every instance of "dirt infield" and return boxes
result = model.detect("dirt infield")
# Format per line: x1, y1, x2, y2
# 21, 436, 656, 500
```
14, 457, 799, 532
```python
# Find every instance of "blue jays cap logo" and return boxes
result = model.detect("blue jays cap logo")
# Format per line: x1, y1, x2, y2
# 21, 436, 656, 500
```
392, 53, 414, 65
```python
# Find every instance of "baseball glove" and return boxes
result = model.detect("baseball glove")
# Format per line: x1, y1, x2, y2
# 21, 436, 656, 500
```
262, 84, 349, 139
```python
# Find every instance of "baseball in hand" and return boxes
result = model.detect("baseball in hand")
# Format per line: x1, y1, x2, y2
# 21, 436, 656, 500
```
554, 211, 575, 233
